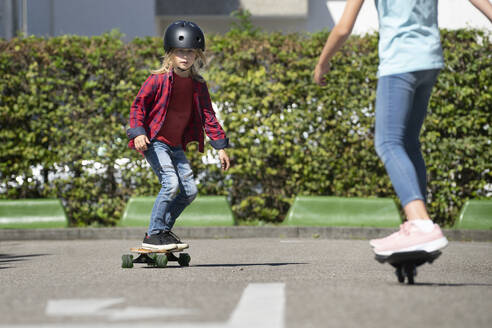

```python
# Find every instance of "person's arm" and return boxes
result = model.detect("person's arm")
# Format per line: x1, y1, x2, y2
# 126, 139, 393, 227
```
469, 0, 492, 22
314, 0, 365, 85
127, 75, 158, 151
199, 83, 229, 149
199, 82, 230, 171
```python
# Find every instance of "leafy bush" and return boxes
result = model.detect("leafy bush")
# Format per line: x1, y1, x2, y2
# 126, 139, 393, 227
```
1, 23, 490, 227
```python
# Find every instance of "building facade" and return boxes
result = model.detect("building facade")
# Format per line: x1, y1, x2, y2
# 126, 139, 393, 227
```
1, 0, 491, 40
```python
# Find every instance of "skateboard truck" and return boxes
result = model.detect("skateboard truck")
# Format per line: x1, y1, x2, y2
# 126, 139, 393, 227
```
122, 246, 191, 269
375, 250, 442, 284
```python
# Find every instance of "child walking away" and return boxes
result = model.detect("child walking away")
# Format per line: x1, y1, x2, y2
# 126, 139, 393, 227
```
314, 0, 492, 257
127, 21, 230, 250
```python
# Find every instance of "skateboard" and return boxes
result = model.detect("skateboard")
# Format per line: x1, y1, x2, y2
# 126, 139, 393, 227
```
375, 250, 442, 284
121, 245, 191, 268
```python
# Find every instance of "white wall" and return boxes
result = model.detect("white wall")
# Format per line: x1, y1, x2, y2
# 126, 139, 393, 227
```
438, 0, 492, 30
326, 0, 492, 34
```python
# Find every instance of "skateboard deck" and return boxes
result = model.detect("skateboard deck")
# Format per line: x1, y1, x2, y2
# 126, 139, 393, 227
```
122, 245, 191, 268
375, 250, 442, 284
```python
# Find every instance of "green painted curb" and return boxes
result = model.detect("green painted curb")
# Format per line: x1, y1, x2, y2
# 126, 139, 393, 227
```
454, 199, 492, 230
120, 195, 235, 227
0, 199, 67, 229
1, 227, 491, 242
283, 196, 401, 228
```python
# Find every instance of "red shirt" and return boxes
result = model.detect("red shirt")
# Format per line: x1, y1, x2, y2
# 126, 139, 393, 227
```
126, 71, 228, 153
156, 73, 193, 146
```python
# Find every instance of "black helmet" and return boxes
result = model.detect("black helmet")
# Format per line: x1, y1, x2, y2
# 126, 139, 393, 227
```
163, 20, 205, 52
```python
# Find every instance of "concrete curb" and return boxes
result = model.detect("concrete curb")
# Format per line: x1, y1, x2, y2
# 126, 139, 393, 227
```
0, 226, 491, 242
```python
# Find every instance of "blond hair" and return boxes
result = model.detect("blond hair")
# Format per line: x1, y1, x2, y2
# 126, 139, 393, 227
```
151, 49, 206, 82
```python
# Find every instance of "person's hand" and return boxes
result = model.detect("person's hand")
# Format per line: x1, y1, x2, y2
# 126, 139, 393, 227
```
134, 135, 150, 151
218, 149, 230, 171
314, 62, 330, 86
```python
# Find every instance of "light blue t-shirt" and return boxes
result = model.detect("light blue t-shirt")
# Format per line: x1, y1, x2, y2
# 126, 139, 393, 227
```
375, 0, 444, 77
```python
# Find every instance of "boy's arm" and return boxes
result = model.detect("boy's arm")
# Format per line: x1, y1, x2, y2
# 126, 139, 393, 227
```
199, 83, 229, 150
314, 0, 365, 85
126, 75, 158, 140
468, 0, 492, 22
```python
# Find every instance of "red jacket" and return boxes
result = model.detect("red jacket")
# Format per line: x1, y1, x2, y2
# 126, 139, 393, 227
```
127, 72, 228, 152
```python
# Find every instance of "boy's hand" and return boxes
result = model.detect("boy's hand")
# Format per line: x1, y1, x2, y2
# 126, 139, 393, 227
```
134, 135, 150, 151
218, 149, 230, 171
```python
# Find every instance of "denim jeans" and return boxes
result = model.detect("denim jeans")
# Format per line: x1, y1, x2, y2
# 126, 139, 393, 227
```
144, 141, 198, 235
375, 69, 440, 207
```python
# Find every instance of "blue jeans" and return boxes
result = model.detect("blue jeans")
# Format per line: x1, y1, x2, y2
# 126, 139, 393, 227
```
375, 69, 440, 207
144, 141, 198, 235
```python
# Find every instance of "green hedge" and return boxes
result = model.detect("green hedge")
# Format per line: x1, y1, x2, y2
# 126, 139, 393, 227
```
1, 20, 490, 227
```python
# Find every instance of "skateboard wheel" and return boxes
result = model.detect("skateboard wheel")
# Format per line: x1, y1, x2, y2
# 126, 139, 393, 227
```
395, 267, 405, 283
403, 265, 416, 285
178, 253, 191, 267
121, 254, 134, 269
156, 254, 168, 268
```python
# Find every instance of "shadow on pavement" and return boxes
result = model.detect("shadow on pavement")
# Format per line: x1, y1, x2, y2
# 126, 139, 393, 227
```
192, 262, 308, 268
0, 253, 50, 269
413, 282, 492, 287
140, 262, 308, 269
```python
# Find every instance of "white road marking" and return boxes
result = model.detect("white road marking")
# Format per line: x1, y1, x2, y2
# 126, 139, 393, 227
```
0, 283, 286, 328
46, 298, 124, 316
228, 283, 285, 328
103, 306, 194, 321
46, 298, 193, 320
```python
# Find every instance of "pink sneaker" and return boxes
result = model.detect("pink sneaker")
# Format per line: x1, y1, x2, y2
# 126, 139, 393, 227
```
369, 237, 384, 249
371, 221, 448, 256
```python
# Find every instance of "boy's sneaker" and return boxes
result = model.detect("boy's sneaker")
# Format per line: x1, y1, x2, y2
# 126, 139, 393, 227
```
371, 221, 448, 256
142, 232, 177, 251
168, 231, 189, 249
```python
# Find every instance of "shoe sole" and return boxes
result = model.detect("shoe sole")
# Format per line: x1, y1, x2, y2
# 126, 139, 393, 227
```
141, 243, 178, 251
374, 237, 448, 256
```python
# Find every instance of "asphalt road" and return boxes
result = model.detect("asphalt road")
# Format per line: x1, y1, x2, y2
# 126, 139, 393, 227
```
1, 238, 491, 328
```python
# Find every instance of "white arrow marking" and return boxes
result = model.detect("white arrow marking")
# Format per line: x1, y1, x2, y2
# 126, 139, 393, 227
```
46, 298, 193, 320
46, 298, 124, 316
103, 306, 194, 321
3, 283, 285, 327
